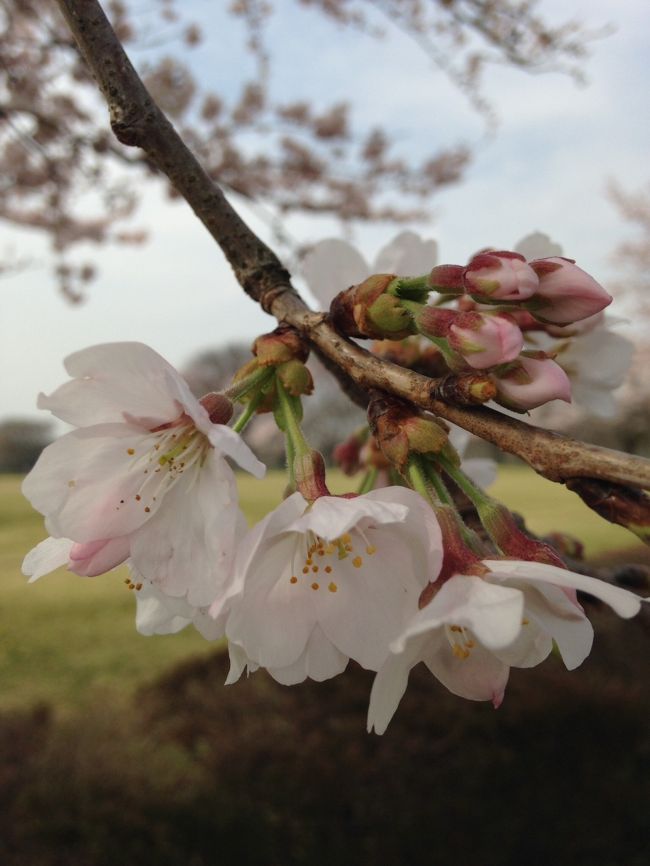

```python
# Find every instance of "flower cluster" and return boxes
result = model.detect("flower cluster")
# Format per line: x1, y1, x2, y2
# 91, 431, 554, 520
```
22, 337, 645, 735
302, 231, 633, 417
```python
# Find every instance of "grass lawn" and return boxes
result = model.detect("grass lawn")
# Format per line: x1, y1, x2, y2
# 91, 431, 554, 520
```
0, 467, 643, 713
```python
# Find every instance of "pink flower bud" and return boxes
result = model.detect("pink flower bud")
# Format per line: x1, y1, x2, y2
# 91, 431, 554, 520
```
447, 312, 524, 369
68, 536, 131, 577
528, 258, 612, 324
544, 310, 605, 338
492, 356, 572, 410
428, 264, 464, 293
464, 251, 538, 301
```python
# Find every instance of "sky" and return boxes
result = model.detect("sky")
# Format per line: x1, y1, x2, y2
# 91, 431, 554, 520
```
1, 0, 649, 426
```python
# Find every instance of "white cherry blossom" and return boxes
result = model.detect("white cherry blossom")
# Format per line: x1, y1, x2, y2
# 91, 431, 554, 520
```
22, 342, 264, 607
368, 559, 644, 734
220, 486, 443, 685
302, 231, 438, 308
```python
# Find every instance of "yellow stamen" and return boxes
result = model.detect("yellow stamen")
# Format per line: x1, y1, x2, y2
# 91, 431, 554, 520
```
328, 582, 338, 593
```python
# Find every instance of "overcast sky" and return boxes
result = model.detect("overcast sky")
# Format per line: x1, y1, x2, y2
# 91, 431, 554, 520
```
1, 0, 648, 426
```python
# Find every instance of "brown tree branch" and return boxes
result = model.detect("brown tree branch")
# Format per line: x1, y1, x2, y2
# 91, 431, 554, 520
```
55, 1, 650, 512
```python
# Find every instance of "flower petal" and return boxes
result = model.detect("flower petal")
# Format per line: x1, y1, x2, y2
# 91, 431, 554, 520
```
483, 560, 644, 619
38, 342, 187, 428
286, 487, 409, 540
68, 535, 131, 576
301, 239, 369, 307
207, 424, 266, 478
394, 575, 524, 652
267, 624, 349, 685
316, 522, 430, 670
374, 231, 438, 275
129, 449, 245, 607
367, 636, 428, 734
226, 534, 317, 669
22, 536, 72, 582
22, 424, 167, 542
423, 638, 510, 705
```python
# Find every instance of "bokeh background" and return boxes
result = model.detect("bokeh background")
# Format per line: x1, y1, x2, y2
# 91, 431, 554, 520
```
1, 1, 648, 864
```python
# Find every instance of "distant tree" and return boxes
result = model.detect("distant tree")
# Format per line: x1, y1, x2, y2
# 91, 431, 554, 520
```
1, 0, 595, 299
0, 418, 51, 472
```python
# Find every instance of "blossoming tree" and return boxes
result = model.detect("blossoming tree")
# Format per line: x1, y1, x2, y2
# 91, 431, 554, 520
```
20, 0, 648, 734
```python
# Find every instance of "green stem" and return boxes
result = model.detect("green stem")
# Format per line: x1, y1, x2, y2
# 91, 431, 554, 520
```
276, 379, 310, 457
423, 456, 488, 554
438, 453, 490, 510
357, 467, 379, 495
426, 466, 455, 507
407, 455, 442, 506
225, 366, 273, 402
285, 433, 296, 490
232, 392, 263, 434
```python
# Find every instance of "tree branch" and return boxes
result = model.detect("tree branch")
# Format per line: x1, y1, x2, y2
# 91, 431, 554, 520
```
55, 0, 650, 511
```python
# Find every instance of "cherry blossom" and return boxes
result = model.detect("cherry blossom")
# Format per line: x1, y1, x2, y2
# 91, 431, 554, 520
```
302, 231, 438, 309
220, 487, 443, 685
368, 560, 644, 734
527, 318, 634, 418
22, 342, 264, 607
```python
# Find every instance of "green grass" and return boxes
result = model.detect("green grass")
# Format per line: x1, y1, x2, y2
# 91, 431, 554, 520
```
0, 467, 641, 712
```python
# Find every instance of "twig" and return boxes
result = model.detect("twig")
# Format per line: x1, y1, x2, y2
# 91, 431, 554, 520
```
55, 0, 650, 512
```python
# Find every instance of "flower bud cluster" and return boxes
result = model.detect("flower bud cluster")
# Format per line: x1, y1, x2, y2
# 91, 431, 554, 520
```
326, 246, 612, 412
432, 250, 612, 327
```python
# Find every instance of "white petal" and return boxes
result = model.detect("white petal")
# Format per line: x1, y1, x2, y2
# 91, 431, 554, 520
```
130, 450, 244, 607
225, 534, 317, 669
207, 424, 266, 478
287, 488, 409, 540
22, 536, 72, 582
22, 424, 175, 541
39, 342, 187, 428
374, 231, 438, 275
366, 486, 444, 583
267, 624, 348, 685
135, 581, 195, 636
214, 492, 308, 617
519, 582, 593, 670
395, 575, 524, 652
492, 616, 553, 668
301, 239, 369, 307
367, 636, 428, 734
514, 231, 564, 260
316, 522, 428, 670
483, 560, 644, 619
226, 642, 254, 684
423, 639, 510, 705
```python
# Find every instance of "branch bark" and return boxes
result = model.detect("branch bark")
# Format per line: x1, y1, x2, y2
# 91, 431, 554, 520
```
55, 0, 650, 507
